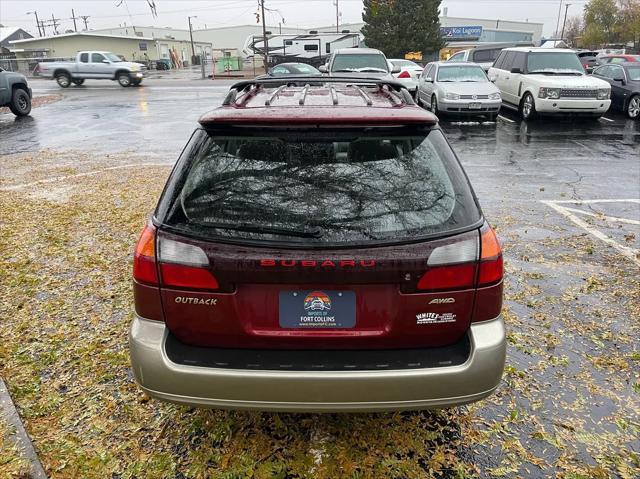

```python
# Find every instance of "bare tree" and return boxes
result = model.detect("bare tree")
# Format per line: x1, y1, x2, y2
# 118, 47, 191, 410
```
564, 16, 584, 46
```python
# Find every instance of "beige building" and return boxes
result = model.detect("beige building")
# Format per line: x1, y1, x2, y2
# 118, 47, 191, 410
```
9, 32, 213, 62
91, 25, 309, 57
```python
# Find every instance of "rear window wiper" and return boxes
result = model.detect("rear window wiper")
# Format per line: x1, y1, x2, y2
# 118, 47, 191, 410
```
192, 221, 323, 238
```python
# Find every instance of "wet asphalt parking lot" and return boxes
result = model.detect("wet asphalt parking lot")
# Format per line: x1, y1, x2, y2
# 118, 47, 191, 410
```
0, 78, 639, 478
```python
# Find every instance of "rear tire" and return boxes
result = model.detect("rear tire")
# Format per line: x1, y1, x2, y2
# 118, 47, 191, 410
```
117, 73, 131, 87
8, 88, 31, 116
55, 72, 71, 88
72, 79, 85, 86
487, 113, 498, 122
520, 93, 537, 120
627, 94, 639, 119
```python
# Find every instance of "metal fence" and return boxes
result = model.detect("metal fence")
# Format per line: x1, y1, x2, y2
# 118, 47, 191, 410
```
0, 56, 73, 76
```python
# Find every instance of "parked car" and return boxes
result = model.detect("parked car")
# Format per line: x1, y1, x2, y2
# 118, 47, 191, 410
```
417, 62, 502, 120
488, 47, 611, 120
257, 62, 320, 79
598, 54, 640, 65
319, 48, 399, 80
36, 51, 147, 88
592, 63, 640, 119
388, 59, 423, 96
446, 43, 534, 71
576, 50, 600, 73
129, 77, 506, 412
0, 67, 32, 117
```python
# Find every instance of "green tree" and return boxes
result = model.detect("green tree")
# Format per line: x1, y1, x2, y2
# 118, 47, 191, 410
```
583, 0, 619, 46
362, 0, 445, 59
616, 0, 640, 47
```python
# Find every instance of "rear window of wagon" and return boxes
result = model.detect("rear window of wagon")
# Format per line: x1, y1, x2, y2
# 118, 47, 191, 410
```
156, 127, 481, 246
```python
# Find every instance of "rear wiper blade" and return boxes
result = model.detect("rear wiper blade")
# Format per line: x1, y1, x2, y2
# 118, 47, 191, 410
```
195, 221, 323, 238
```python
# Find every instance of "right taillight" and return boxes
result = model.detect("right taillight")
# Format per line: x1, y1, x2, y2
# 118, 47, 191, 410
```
157, 236, 219, 291
478, 223, 503, 286
397, 70, 411, 78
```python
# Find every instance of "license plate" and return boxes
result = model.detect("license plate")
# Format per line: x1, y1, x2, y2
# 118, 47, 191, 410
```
279, 290, 356, 329
468, 102, 482, 110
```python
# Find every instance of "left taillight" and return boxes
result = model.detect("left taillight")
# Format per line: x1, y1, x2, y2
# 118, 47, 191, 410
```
397, 70, 411, 78
157, 236, 219, 290
133, 223, 158, 285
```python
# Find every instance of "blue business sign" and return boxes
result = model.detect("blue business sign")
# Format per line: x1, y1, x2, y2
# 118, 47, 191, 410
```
440, 26, 483, 41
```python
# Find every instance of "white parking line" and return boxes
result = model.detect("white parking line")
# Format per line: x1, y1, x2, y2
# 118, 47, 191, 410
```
498, 115, 515, 123
541, 199, 640, 267
0, 163, 172, 192
560, 206, 640, 225
599, 117, 615, 122
550, 199, 640, 204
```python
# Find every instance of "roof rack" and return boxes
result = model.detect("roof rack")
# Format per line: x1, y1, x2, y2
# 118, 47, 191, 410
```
223, 75, 415, 106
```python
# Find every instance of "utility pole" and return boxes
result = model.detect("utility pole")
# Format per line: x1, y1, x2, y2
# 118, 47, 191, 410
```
561, 3, 571, 40
26, 11, 42, 37
335, 0, 339, 33
260, 0, 268, 73
188, 15, 197, 65
80, 16, 90, 30
71, 9, 78, 32
555, 0, 563, 38
50, 14, 61, 35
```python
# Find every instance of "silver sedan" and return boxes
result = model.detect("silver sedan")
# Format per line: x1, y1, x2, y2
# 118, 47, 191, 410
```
417, 62, 502, 120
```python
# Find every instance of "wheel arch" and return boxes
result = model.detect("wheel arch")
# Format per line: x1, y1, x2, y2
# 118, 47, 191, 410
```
114, 69, 131, 80
11, 82, 29, 93
624, 93, 640, 118
624, 92, 639, 109
53, 68, 71, 78
519, 88, 537, 107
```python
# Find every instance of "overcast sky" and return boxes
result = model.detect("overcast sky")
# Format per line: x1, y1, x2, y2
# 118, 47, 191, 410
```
1, 0, 592, 37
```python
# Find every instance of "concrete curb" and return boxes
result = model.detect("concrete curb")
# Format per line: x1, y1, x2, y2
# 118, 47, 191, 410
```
0, 378, 48, 479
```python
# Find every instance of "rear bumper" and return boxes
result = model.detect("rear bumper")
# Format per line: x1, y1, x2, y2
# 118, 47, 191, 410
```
129, 315, 506, 412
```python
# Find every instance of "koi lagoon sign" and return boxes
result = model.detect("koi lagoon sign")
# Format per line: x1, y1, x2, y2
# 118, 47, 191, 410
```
440, 26, 483, 41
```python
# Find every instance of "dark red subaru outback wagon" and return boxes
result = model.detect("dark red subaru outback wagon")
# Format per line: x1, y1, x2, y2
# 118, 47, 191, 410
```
130, 77, 506, 412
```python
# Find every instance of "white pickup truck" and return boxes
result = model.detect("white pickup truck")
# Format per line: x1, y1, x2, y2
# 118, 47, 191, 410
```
37, 51, 147, 88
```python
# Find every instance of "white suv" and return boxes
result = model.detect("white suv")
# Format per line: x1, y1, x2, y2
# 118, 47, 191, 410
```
488, 47, 611, 120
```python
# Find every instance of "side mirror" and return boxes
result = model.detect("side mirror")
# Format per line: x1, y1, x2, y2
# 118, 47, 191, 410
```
102, 59, 110, 64
424, 77, 434, 83
391, 65, 401, 74
613, 76, 625, 84
318, 65, 327, 73
489, 76, 497, 83
510, 67, 523, 74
